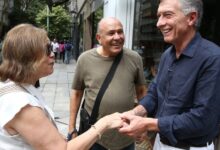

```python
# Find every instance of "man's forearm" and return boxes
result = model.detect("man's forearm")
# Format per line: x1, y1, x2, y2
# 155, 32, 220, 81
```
69, 104, 79, 132
133, 105, 147, 117
145, 118, 159, 131
68, 111, 78, 132
69, 90, 83, 132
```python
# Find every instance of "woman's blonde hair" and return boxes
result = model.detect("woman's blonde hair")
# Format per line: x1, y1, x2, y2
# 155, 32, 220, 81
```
0, 23, 49, 83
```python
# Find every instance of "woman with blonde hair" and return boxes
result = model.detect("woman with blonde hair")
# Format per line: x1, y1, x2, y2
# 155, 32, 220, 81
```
0, 24, 123, 150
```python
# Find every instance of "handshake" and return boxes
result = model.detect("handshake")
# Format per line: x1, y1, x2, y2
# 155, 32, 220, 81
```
99, 105, 159, 140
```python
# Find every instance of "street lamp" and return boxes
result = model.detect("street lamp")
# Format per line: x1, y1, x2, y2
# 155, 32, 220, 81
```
47, 5, 50, 32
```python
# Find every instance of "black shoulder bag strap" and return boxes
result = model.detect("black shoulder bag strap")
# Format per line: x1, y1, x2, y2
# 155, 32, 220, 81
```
87, 50, 123, 124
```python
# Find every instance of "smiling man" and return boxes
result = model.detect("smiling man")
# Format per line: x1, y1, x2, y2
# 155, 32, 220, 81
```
119, 0, 220, 150
68, 17, 146, 150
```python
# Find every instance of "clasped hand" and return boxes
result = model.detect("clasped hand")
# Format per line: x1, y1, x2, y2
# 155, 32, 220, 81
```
105, 111, 158, 141
118, 113, 148, 138
116, 112, 158, 141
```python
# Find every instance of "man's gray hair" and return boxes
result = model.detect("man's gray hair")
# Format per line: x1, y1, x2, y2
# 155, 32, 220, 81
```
179, 0, 203, 28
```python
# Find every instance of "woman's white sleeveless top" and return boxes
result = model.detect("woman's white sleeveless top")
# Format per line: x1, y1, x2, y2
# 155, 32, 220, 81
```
0, 81, 55, 150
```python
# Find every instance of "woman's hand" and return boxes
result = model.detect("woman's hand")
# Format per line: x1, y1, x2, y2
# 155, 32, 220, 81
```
98, 112, 123, 129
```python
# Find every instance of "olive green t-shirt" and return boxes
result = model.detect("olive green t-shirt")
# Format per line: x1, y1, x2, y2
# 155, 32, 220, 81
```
72, 48, 145, 149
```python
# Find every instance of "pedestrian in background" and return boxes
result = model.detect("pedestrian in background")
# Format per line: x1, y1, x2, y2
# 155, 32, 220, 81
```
59, 40, 65, 63
68, 17, 146, 150
119, 0, 220, 149
51, 38, 59, 62
0, 23, 123, 150
64, 40, 72, 64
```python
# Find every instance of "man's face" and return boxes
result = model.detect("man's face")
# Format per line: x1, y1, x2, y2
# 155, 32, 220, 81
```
96, 19, 125, 56
156, 0, 192, 45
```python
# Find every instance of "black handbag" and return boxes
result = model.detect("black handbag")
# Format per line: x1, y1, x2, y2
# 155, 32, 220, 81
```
78, 50, 123, 134
78, 107, 91, 134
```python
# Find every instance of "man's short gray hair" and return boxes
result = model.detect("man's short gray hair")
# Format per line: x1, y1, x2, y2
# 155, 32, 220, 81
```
179, 0, 203, 28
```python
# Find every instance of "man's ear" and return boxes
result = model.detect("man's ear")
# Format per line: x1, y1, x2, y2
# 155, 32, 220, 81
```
96, 34, 101, 45
188, 11, 197, 26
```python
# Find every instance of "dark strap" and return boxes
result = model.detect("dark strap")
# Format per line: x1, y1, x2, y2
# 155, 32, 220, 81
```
83, 50, 123, 124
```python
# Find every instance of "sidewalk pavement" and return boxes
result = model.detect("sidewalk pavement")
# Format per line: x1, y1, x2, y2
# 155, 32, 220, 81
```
38, 58, 79, 136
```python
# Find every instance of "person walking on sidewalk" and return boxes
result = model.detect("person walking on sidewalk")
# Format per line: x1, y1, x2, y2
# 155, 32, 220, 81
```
59, 40, 65, 63
51, 38, 59, 62
68, 17, 146, 150
119, 0, 220, 149
64, 40, 72, 64
0, 23, 123, 150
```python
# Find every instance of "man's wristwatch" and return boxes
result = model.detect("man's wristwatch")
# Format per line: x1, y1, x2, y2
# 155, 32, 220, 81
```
67, 128, 78, 141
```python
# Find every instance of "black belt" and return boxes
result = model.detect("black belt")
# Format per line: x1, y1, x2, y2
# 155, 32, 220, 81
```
160, 137, 212, 149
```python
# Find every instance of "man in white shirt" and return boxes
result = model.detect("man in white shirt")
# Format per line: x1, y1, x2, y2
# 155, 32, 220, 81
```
51, 38, 59, 62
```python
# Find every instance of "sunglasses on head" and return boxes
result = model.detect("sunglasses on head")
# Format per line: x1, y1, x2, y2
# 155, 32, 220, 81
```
46, 43, 53, 56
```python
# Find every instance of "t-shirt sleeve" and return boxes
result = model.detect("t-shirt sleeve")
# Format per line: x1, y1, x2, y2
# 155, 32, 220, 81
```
71, 54, 85, 90
0, 92, 42, 128
135, 54, 146, 85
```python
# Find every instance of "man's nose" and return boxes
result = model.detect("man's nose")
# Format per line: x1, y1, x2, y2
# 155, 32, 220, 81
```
113, 33, 122, 39
156, 16, 165, 28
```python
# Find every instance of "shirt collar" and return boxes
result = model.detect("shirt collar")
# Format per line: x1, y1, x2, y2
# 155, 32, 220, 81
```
182, 33, 202, 58
170, 32, 202, 58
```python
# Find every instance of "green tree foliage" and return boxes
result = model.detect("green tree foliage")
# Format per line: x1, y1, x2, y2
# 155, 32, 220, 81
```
8, 0, 72, 40
9, 0, 46, 26
36, 5, 72, 40
0, 0, 9, 37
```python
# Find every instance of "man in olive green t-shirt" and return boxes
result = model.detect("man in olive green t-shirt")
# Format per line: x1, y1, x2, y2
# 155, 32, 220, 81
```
68, 17, 146, 150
